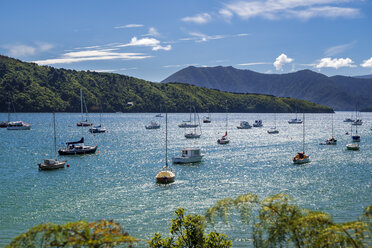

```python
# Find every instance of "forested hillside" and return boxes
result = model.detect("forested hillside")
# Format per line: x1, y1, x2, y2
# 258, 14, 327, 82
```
0, 55, 332, 113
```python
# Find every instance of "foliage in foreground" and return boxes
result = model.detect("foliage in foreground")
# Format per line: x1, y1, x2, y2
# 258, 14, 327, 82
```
206, 193, 372, 248
6, 220, 137, 248
149, 208, 232, 248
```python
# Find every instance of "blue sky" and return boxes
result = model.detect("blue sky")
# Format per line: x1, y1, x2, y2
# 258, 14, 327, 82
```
1, 0, 372, 82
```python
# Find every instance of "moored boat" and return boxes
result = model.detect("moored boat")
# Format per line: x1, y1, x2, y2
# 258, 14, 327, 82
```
172, 148, 204, 164
145, 121, 161, 129
237, 121, 252, 129
7, 121, 31, 130
253, 120, 263, 127
293, 113, 310, 164
58, 137, 97, 155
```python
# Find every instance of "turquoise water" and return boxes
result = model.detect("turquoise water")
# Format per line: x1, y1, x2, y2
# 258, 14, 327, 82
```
0, 112, 371, 247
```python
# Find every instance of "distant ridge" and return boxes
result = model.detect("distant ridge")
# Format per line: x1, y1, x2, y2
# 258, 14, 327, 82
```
162, 66, 372, 110
0, 55, 332, 113
353, 74, 372, 79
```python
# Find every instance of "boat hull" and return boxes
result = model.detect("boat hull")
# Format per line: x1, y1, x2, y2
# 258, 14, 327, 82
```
38, 161, 66, 170
346, 144, 359, 150
217, 139, 229, 144
155, 170, 175, 184
293, 154, 310, 164
7, 125, 31, 130
58, 146, 97, 155
172, 155, 203, 164
178, 124, 198, 128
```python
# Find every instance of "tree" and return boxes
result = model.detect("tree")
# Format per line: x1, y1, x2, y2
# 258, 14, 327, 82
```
206, 193, 371, 248
7, 220, 137, 248
148, 208, 232, 248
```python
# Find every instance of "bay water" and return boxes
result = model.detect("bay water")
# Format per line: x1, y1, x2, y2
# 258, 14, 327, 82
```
0, 112, 371, 247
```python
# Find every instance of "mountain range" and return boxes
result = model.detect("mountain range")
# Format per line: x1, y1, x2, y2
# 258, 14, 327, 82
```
162, 66, 372, 110
0, 55, 331, 113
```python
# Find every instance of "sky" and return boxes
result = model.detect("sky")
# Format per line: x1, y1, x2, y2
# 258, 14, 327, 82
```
1, 0, 372, 82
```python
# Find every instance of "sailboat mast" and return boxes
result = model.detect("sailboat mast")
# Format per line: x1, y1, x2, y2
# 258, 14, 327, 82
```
331, 114, 334, 138
53, 112, 57, 159
80, 89, 83, 122
7, 99, 10, 123
225, 101, 228, 132
165, 112, 168, 167
303, 113, 305, 153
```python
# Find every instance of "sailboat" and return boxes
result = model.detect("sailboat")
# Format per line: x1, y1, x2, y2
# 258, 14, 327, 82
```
0, 100, 10, 128
38, 113, 67, 170
77, 89, 93, 127
267, 113, 279, 134
155, 112, 175, 184
203, 109, 211, 123
352, 106, 363, 126
6, 93, 31, 130
288, 107, 302, 124
293, 113, 310, 164
179, 101, 198, 128
217, 101, 229, 144
155, 105, 164, 117
320, 114, 337, 145
184, 107, 202, 138
346, 123, 360, 150
89, 101, 107, 133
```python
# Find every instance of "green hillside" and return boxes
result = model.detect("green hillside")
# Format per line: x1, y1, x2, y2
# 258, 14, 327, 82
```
0, 55, 332, 113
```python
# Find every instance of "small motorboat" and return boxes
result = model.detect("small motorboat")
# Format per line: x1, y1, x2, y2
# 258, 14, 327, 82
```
155, 113, 164, 117
38, 159, 66, 170
237, 121, 252, 129
288, 118, 302, 124
320, 137, 337, 145
293, 152, 310, 164
346, 143, 359, 150
267, 127, 279, 134
172, 148, 204, 164
185, 132, 201, 139
58, 137, 97, 155
253, 120, 263, 127
145, 121, 161, 129
89, 125, 107, 133
203, 116, 211, 123
7, 121, 31, 130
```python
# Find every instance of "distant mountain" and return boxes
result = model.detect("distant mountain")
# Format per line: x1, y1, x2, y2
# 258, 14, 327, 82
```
0, 55, 331, 113
354, 74, 372, 79
162, 66, 372, 110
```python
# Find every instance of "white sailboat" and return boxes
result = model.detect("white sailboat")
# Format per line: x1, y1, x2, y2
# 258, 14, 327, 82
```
155, 105, 164, 117
38, 113, 67, 170
156, 112, 175, 184
346, 123, 360, 150
267, 113, 279, 134
288, 107, 302, 124
217, 101, 229, 144
179, 102, 198, 128
293, 113, 310, 164
6, 94, 31, 130
184, 107, 202, 138
77, 89, 93, 127
89, 101, 107, 133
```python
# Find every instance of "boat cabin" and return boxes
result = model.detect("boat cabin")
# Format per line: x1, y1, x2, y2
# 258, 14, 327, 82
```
181, 148, 201, 157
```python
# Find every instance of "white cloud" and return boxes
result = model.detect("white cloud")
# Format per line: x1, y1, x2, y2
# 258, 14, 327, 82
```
117, 37, 172, 51
360, 57, 372, 68
114, 24, 144, 29
273, 53, 294, 70
147, 27, 160, 37
324, 41, 355, 56
219, 9, 233, 21
33, 49, 151, 65
5, 42, 54, 57
221, 0, 360, 20
315, 57, 356, 69
182, 13, 212, 24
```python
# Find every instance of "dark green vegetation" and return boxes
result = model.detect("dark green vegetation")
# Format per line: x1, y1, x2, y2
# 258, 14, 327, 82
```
149, 208, 231, 248
8, 194, 371, 247
206, 193, 372, 248
7, 220, 137, 248
162, 66, 372, 111
0, 55, 332, 113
